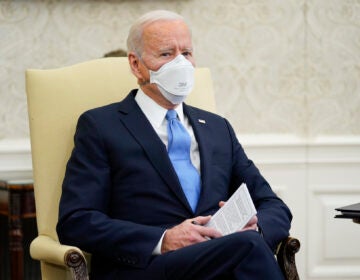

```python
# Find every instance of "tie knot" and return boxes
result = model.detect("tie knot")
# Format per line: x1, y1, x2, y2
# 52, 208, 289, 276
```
166, 109, 178, 121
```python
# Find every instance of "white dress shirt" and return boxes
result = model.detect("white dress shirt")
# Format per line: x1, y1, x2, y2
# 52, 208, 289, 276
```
134, 89, 200, 172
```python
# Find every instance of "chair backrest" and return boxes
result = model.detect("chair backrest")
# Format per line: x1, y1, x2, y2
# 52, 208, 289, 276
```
26, 57, 216, 243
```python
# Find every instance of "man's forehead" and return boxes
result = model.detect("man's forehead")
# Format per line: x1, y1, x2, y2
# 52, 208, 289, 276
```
142, 20, 191, 47
143, 20, 189, 36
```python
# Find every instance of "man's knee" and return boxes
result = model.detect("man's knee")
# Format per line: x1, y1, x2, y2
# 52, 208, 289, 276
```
219, 230, 273, 259
223, 231, 284, 279
223, 230, 264, 248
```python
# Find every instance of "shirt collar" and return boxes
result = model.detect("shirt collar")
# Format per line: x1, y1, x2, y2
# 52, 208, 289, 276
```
135, 89, 184, 128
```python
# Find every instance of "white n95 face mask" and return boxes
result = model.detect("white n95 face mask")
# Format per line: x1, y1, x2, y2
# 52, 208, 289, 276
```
149, 54, 195, 104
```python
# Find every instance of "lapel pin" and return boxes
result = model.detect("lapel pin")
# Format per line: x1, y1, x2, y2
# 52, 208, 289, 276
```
198, 119, 206, 124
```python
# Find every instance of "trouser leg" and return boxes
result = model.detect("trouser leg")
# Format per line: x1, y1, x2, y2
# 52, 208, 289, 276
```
130, 230, 284, 280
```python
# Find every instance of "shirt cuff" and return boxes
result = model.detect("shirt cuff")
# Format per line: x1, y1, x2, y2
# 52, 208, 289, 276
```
152, 230, 167, 255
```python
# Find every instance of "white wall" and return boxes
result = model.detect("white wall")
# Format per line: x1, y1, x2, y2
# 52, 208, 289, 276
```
0, 0, 360, 138
244, 135, 360, 280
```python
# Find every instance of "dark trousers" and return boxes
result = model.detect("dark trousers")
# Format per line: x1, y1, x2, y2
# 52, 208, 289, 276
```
115, 231, 285, 280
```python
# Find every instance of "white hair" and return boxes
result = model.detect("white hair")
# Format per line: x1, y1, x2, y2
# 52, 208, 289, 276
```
126, 10, 189, 56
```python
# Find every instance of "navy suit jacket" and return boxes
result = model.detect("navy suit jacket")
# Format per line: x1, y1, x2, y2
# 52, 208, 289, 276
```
57, 90, 292, 276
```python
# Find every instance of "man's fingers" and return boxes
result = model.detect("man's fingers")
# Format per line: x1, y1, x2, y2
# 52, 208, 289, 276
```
190, 215, 211, 225
218, 201, 226, 208
198, 226, 222, 239
190, 219, 222, 239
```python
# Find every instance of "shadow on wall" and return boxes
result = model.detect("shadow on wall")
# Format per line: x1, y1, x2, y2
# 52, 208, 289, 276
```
103, 49, 127, 57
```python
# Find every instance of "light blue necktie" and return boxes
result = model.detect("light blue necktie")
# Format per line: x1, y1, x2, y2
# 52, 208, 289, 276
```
166, 110, 201, 212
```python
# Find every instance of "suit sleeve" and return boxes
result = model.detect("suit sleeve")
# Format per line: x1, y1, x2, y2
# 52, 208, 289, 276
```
224, 119, 292, 251
56, 112, 165, 268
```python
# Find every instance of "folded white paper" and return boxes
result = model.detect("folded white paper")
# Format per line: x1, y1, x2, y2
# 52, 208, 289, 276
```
205, 183, 257, 235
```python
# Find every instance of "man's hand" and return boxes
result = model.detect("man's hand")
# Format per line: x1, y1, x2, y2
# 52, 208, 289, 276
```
161, 216, 222, 253
240, 215, 258, 231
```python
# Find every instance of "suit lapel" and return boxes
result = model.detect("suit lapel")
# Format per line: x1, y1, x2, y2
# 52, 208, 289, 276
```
117, 91, 191, 211
183, 104, 214, 214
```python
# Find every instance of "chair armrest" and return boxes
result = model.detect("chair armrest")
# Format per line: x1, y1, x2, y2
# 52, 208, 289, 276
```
30, 235, 89, 280
276, 236, 301, 280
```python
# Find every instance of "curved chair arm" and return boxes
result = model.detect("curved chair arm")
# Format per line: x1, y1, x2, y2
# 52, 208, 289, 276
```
276, 236, 301, 280
30, 235, 89, 280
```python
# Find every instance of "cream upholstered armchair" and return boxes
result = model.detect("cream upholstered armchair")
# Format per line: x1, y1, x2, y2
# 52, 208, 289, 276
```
25, 57, 300, 280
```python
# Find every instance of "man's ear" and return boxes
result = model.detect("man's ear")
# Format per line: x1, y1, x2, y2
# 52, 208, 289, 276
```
128, 52, 142, 79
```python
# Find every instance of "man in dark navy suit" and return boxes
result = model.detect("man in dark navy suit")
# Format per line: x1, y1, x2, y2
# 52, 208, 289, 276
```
57, 9, 292, 279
